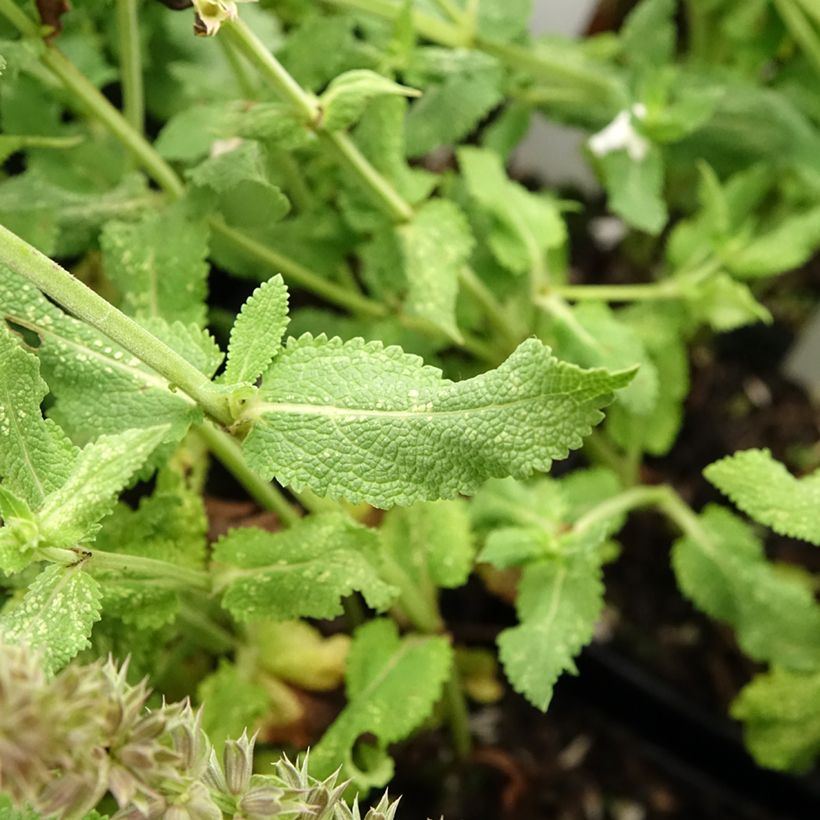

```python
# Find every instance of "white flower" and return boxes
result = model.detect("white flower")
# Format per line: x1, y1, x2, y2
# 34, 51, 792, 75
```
193, 0, 255, 36
588, 103, 650, 162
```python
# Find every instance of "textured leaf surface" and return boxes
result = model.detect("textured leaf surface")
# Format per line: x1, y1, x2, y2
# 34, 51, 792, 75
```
398, 199, 473, 340
706, 449, 820, 545
732, 668, 820, 772
0, 564, 101, 675
310, 619, 452, 787
0, 324, 77, 508
213, 513, 396, 621
243, 335, 632, 507
37, 425, 169, 548
223, 275, 289, 385
671, 505, 820, 669
0, 267, 201, 445
101, 205, 210, 327
498, 548, 605, 711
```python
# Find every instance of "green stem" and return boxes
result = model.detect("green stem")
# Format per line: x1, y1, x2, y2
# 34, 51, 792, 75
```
319, 130, 415, 222
208, 218, 388, 318
0, 224, 233, 425
443, 670, 472, 759
177, 602, 237, 652
583, 430, 639, 488
41, 546, 211, 590
217, 32, 258, 98
116, 0, 144, 133
196, 421, 301, 527
549, 281, 682, 302
573, 484, 669, 534
458, 266, 520, 350
222, 17, 320, 121
223, 17, 414, 223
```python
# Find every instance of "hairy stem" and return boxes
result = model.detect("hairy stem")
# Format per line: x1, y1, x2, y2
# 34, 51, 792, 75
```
116, 0, 144, 133
0, 224, 233, 425
548, 281, 682, 302
196, 421, 301, 527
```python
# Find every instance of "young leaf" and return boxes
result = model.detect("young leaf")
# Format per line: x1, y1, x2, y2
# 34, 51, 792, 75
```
458, 146, 566, 275
36, 425, 170, 548
223, 275, 290, 385
0, 564, 102, 675
405, 53, 503, 157
398, 199, 473, 340
309, 619, 452, 787
475, 0, 533, 42
0, 324, 77, 509
619, 0, 676, 67
595, 145, 667, 235
241, 335, 633, 507
705, 449, 820, 545
0, 267, 202, 446
320, 69, 420, 132
101, 205, 210, 327
213, 513, 397, 621
677, 269, 771, 331
0, 486, 39, 574
671, 505, 820, 669
379, 500, 474, 591
731, 667, 820, 772
498, 547, 605, 711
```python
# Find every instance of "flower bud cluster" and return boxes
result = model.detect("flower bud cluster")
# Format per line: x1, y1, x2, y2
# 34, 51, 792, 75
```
0, 645, 405, 820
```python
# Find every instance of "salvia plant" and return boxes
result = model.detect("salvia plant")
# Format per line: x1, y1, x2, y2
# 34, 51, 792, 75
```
0, 0, 819, 815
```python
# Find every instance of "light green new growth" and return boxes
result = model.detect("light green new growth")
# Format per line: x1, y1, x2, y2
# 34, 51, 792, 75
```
223, 275, 290, 385
0, 564, 101, 675
310, 619, 452, 788
101, 206, 210, 327
213, 513, 397, 621
458, 146, 566, 277
0, 324, 77, 509
242, 335, 633, 507
498, 548, 605, 711
671, 504, 820, 670
732, 667, 820, 771
705, 449, 820, 545
319, 69, 420, 132
37, 425, 169, 548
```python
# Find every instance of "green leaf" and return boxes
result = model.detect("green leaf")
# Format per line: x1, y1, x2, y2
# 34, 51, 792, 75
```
458, 146, 566, 275
223, 276, 290, 385
198, 659, 271, 751
405, 53, 503, 157
498, 547, 605, 711
101, 205, 210, 327
475, 0, 533, 42
398, 199, 473, 340
213, 513, 397, 622
551, 302, 658, 416
0, 324, 77, 509
619, 0, 676, 67
93, 461, 209, 629
155, 102, 241, 163
726, 206, 820, 279
0, 266, 201, 447
731, 667, 820, 772
320, 69, 420, 132
310, 619, 452, 788
596, 145, 667, 235
0, 564, 101, 675
380, 500, 474, 590
705, 449, 820, 545
671, 505, 820, 669
677, 270, 771, 331
187, 141, 290, 230
242, 335, 633, 507
36, 426, 170, 548
0, 486, 40, 574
